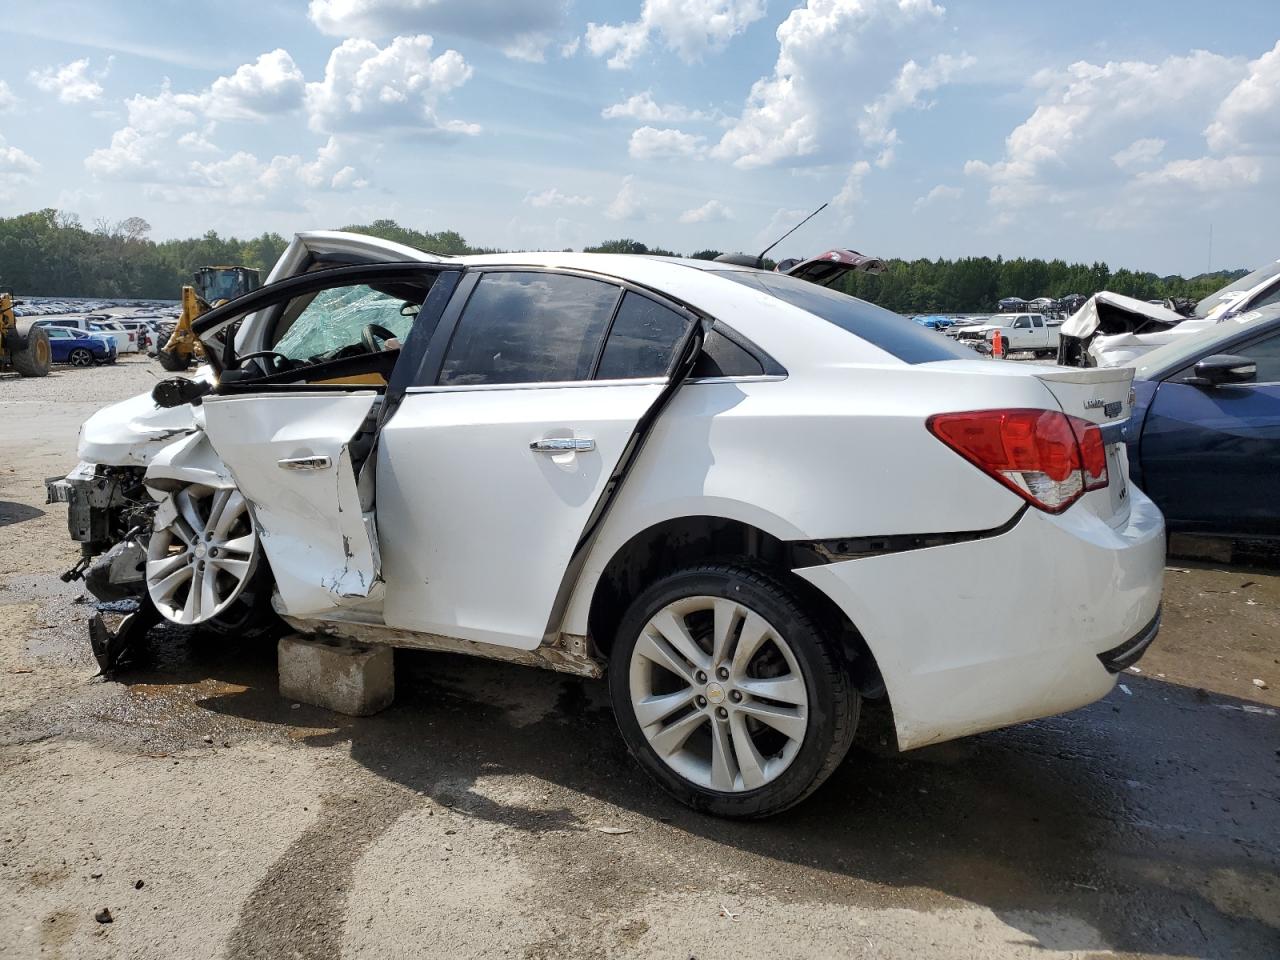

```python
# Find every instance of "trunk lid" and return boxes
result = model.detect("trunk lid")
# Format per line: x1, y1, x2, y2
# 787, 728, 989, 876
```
1034, 366, 1135, 526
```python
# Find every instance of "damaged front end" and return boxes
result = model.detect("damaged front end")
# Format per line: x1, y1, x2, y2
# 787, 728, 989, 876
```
1056, 292, 1189, 367
45, 379, 269, 671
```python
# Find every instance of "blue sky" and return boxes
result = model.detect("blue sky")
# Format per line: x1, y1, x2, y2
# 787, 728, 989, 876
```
0, 0, 1277, 274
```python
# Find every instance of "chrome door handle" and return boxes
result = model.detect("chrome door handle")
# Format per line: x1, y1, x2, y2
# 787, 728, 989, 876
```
530, 438, 595, 454
277, 455, 332, 471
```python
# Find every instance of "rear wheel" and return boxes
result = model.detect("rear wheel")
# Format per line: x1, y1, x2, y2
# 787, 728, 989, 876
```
609, 564, 858, 818
157, 347, 191, 371
68, 347, 94, 368
11, 325, 51, 377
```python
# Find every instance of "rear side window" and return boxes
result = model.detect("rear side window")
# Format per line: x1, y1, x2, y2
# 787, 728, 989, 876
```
721, 271, 971, 364
440, 272, 620, 385
596, 292, 690, 379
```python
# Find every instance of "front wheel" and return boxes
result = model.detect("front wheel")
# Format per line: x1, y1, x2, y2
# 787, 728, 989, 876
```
609, 564, 859, 818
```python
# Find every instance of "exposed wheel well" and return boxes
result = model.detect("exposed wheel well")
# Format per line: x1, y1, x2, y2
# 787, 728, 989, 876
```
587, 515, 886, 698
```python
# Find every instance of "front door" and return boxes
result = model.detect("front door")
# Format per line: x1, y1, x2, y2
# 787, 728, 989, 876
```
192, 265, 446, 617
378, 272, 697, 649
1140, 328, 1280, 535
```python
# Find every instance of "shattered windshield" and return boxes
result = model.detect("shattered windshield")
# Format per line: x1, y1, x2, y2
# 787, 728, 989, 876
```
271, 283, 423, 361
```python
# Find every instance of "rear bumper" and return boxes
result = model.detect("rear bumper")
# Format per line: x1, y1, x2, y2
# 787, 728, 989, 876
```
795, 488, 1165, 750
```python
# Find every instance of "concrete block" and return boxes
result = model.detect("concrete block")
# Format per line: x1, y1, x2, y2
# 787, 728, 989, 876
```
278, 633, 394, 716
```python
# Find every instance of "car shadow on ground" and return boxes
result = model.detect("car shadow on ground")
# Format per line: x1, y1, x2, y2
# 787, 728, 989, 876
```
0, 500, 45, 527
107, 623, 1280, 960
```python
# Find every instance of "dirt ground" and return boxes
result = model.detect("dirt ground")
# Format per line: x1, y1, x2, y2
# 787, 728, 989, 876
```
1, 357, 1277, 960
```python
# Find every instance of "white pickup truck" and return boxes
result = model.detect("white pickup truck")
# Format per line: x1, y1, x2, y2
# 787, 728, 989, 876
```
952, 313, 1059, 358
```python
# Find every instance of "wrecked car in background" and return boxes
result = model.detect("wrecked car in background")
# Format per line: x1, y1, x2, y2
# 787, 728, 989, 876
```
1058, 259, 1280, 367
47, 232, 1163, 817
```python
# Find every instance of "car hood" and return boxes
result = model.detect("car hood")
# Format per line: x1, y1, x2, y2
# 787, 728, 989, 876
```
78, 373, 211, 467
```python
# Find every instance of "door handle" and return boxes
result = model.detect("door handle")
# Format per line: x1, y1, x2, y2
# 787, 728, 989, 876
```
277, 455, 332, 471
530, 438, 595, 454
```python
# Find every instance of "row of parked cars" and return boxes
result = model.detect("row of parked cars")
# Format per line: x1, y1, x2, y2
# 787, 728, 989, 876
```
26, 315, 172, 367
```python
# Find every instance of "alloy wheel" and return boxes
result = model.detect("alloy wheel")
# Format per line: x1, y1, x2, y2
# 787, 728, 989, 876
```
146, 484, 258, 625
69, 348, 93, 367
628, 596, 809, 792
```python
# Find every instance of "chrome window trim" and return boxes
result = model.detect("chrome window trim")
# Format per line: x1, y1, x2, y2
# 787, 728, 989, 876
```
402, 373, 786, 395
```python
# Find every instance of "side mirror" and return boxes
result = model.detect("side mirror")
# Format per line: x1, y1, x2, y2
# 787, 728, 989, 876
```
152, 377, 212, 408
1188, 354, 1256, 387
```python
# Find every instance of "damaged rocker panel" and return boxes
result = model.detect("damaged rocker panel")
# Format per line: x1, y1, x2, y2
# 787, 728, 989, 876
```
282, 616, 603, 679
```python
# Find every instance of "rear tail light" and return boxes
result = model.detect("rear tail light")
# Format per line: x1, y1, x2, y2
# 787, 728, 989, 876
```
927, 409, 1108, 514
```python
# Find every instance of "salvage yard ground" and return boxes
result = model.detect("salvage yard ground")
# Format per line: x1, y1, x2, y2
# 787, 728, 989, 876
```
1, 356, 1278, 959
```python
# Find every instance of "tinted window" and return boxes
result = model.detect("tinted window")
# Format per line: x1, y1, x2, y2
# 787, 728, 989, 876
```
691, 329, 765, 378
720, 271, 971, 364
596, 292, 689, 379
1243, 332, 1280, 383
440, 272, 619, 385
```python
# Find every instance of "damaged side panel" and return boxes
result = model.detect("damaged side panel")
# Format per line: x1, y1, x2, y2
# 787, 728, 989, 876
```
198, 391, 383, 618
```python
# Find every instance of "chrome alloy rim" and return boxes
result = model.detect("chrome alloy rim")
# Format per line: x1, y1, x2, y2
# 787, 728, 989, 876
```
146, 485, 258, 625
628, 596, 809, 792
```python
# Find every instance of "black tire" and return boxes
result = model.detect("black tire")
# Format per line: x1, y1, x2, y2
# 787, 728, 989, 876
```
157, 347, 190, 371
11, 325, 51, 377
68, 347, 94, 368
609, 563, 859, 818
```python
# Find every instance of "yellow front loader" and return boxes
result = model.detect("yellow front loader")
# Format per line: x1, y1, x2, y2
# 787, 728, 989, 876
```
157, 266, 260, 372
0, 292, 52, 377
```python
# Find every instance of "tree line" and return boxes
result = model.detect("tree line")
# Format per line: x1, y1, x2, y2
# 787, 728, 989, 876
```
0, 209, 1246, 312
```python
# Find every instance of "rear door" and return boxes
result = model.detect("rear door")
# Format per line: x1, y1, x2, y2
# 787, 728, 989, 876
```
1139, 327, 1280, 534
378, 271, 700, 649
193, 263, 456, 618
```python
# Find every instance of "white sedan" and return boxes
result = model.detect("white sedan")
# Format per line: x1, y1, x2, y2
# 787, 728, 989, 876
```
54, 232, 1164, 817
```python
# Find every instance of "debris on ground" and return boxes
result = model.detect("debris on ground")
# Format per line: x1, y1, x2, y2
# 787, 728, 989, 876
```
595, 826, 632, 835
719, 905, 741, 922
94, 907, 113, 924
1253, 678, 1269, 690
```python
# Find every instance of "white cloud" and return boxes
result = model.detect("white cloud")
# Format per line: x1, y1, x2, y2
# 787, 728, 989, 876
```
1205, 40, 1280, 153
0, 81, 19, 113
713, 0, 947, 169
0, 135, 39, 200
628, 126, 705, 160
524, 187, 594, 208
308, 0, 569, 62
678, 199, 732, 223
602, 91, 708, 122
604, 175, 651, 221
30, 57, 107, 103
912, 183, 962, 211
859, 53, 975, 167
586, 0, 766, 70
205, 49, 306, 121
834, 160, 872, 210
1134, 155, 1262, 192
1111, 138, 1165, 171
177, 131, 220, 154
0, 136, 40, 177
967, 50, 1250, 211
305, 35, 479, 136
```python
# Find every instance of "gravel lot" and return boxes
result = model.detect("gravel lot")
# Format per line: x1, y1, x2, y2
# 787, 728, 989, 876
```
1, 354, 1277, 959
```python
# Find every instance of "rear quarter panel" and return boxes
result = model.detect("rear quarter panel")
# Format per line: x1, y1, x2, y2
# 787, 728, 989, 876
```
560, 360, 1055, 636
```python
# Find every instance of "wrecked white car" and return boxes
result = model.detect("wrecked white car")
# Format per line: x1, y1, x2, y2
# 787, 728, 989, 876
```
48, 231, 1164, 817
1058, 260, 1280, 367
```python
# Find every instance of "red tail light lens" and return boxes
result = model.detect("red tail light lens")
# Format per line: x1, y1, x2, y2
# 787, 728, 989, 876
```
927, 409, 1109, 513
